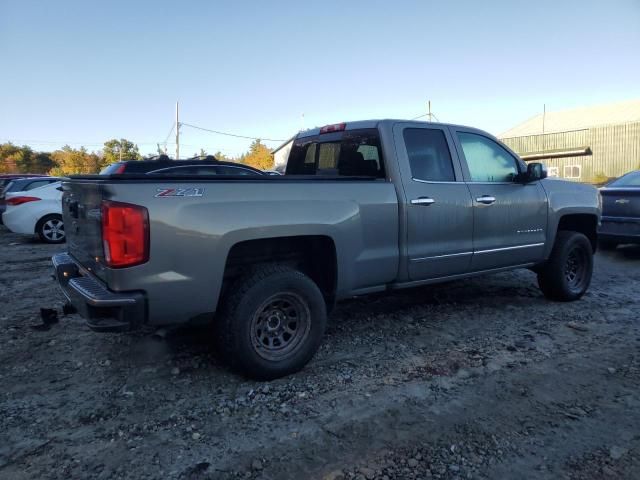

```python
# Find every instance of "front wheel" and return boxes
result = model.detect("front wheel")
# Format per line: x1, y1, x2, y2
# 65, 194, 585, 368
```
36, 214, 65, 244
218, 265, 327, 380
537, 231, 593, 301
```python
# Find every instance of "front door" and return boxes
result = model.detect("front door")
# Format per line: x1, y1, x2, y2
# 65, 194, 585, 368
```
451, 128, 547, 271
393, 123, 474, 280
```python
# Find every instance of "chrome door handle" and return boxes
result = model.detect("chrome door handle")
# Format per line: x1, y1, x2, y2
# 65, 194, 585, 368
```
476, 195, 496, 205
411, 197, 435, 206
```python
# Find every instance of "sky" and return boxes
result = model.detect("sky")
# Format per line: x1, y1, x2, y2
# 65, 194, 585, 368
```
1, 0, 639, 158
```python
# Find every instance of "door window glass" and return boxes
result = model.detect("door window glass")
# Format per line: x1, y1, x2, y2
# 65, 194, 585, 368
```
403, 128, 455, 182
457, 132, 519, 182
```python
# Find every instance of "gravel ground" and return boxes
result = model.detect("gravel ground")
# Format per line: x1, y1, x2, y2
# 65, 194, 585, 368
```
1, 225, 639, 480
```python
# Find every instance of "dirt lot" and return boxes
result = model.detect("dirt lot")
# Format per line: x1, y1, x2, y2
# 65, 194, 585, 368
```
1, 225, 639, 480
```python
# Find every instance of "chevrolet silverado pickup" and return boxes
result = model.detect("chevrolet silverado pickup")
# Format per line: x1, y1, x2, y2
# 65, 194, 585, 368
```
53, 120, 601, 379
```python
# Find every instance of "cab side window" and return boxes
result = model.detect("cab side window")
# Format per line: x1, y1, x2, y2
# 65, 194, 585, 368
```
404, 128, 455, 182
457, 132, 519, 182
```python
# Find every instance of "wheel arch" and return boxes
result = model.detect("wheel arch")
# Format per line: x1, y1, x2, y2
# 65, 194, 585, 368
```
219, 235, 338, 311
555, 213, 599, 253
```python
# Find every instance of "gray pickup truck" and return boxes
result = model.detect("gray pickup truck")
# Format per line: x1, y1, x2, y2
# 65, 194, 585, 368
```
53, 120, 601, 379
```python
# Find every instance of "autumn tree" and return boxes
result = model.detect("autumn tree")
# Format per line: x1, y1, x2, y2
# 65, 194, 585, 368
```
50, 146, 102, 176
241, 139, 273, 170
0, 143, 57, 174
0, 143, 21, 173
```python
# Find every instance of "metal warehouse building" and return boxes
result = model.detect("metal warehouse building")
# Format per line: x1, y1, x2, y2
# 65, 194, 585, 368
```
500, 99, 640, 184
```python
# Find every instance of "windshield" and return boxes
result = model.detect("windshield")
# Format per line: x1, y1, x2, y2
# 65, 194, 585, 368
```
607, 171, 640, 187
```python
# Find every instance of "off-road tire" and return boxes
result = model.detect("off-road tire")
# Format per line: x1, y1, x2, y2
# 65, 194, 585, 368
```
218, 264, 327, 380
537, 231, 593, 301
36, 214, 65, 244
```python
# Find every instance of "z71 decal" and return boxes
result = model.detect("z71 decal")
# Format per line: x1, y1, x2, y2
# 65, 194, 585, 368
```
155, 187, 204, 198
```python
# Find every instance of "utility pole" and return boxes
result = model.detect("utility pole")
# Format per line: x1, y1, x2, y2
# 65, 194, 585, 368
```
175, 101, 180, 160
427, 100, 433, 122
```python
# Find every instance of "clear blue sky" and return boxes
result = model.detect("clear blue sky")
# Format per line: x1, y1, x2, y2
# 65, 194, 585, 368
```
1, 0, 639, 157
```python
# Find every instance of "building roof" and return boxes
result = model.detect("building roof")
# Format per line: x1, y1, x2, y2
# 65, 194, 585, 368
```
500, 99, 640, 138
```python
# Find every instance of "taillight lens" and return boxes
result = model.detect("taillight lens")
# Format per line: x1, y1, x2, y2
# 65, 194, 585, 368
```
101, 200, 149, 268
7, 196, 41, 206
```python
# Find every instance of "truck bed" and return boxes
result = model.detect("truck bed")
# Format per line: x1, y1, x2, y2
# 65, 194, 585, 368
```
61, 175, 400, 325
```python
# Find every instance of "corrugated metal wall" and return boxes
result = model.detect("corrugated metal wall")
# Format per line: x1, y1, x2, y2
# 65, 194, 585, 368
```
501, 121, 640, 183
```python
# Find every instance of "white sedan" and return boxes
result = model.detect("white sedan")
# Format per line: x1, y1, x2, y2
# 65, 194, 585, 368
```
2, 181, 65, 243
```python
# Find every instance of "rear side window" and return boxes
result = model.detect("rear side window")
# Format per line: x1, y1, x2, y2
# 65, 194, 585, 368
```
403, 128, 455, 182
149, 166, 217, 175
25, 180, 55, 190
286, 128, 385, 178
216, 166, 260, 176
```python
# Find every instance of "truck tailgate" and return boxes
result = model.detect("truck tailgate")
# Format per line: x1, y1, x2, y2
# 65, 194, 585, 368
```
62, 180, 107, 281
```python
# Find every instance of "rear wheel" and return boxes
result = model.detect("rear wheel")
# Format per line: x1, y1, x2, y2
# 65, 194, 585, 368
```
36, 214, 65, 244
218, 264, 327, 380
537, 231, 593, 301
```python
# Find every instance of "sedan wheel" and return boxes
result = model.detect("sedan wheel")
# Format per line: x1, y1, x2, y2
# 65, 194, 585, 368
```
37, 215, 65, 244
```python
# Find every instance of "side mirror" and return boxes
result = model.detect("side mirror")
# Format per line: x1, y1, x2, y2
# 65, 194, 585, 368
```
525, 162, 547, 182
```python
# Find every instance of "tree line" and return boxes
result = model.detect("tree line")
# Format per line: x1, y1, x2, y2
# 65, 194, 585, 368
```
0, 138, 274, 175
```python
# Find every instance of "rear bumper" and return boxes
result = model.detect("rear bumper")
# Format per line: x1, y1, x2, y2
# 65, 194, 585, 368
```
598, 216, 640, 244
52, 252, 146, 332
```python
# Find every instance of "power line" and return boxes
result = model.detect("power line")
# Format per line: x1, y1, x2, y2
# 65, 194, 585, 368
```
181, 122, 285, 142
2, 139, 163, 147
162, 122, 175, 146
411, 112, 441, 122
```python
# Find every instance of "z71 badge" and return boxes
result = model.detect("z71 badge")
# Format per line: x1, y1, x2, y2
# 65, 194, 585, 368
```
155, 187, 204, 198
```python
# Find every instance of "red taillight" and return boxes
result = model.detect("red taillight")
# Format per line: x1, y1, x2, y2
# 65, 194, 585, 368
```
101, 200, 149, 268
7, 196, 41, 206
319, 122, 346, 134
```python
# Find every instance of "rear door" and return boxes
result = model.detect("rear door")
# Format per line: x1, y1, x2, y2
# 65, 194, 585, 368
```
450, 128, 547, 270
393, 123, 473, 280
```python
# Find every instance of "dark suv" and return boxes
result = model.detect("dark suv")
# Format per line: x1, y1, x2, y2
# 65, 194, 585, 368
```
100, 156, 265, 176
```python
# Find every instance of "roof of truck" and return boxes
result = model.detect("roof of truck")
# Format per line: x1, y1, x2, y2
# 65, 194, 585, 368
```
296, 119, 488, 138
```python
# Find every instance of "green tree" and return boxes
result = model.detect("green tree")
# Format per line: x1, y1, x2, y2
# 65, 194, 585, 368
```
213, 150, 235, 162
103, 138, 142, 166
241, 140, 273, 171
31, 152, 57, 174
